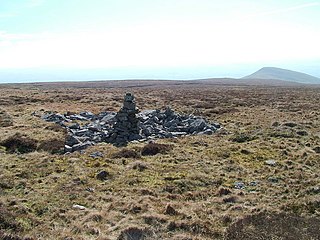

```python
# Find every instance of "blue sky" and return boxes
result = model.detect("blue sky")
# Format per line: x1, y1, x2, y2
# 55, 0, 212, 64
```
0, 0, 319, 82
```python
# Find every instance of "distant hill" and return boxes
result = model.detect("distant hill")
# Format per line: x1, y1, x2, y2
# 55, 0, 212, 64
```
242, 67, 320, 84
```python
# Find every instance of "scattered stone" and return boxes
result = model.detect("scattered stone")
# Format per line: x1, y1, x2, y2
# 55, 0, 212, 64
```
308, 186, 320, 194
265, 159, 277, 166
234, 182, 245, 189
282, 122, 297, 128
72, 204, 86, 210
249, 181, 259, 186
96, 170, 109, 181
72, 141, 94, 152
64, 145, 72, 153
89, 151, 104, 158
86, 187, 95, 192
313, 146, 320, 154
297, 130, 308, 136
66, 135, 81, 146
268, 177, 279, 183
80, 111, 95, 119
42, 112, 67, 123
35, 93, 221, 152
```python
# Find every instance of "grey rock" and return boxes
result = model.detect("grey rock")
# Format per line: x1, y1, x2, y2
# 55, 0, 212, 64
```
66, 135, 81, 146
92, 135, 102, 142
249, 181, 259, 186
282, 122, 297, 128
171, 132, 187, 137
37, 93, 222, 152
69, 123, 80, 129
313, 146, 320, 153
265, 159, 277, 166
80, 111, 95, 119
268, 177, 279, 183
87, 123, 101, 131
308, 186, 320, 194
197, 129, 214, 135
70, 114, 89, 121
42, 113, 66, 123
72, 141, 93, 151
189, 118, 206, 132
234, 182, 245, 189
101, 113, 116, 123
90, 151, 104, 158
297, 130, 308, 136
74, 129, 92, 137
64, 145, 73, 153
72, 204, 86, 210
164, 107, 174, 117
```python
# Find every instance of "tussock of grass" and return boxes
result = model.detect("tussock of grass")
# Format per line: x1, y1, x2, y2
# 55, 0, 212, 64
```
225, 212, 320, 240
112, 148, 141, 159
141, 142, 173, 156
0, 133, 37, 153
37, 138, 65, 154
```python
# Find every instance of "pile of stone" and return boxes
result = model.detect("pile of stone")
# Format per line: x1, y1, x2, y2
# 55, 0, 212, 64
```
106, 93, 140, 145
35, 93, 221, 152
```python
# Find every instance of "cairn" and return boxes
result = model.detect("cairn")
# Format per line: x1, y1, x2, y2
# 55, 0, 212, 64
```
107, 93, 140, 145
39, 92, 221, 152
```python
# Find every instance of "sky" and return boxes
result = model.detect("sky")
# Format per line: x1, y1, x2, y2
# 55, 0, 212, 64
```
0, 0, 319, 82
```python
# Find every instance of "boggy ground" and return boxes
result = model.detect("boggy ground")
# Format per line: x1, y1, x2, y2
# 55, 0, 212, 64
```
0, 80, 320, 240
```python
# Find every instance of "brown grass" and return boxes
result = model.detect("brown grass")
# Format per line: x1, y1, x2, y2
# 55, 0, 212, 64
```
225, 212, 320, 240
112, 148, 141, 159
0, 81, 320, 239
0, 133, 37, 153
37, 138, 65, 154
141, 142, 173, 156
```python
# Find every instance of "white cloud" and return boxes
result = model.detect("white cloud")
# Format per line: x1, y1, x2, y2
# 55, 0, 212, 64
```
27, 0, 44, 7
245, 2, 320, 19
0, 12, 17, 18
0, 16, 319, 69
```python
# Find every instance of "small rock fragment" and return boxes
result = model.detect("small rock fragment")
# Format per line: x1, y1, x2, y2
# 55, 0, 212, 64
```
89, 151, 104, 158
96, 170, 109, 181
73, 204, 86, 210
313, 146, 320, 154
234, 182, 245, 189
265, 159, 277, 166
282, 122, 297, 128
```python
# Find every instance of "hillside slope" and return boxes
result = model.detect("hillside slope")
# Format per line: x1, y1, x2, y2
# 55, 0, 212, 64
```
243, 67, 320, 84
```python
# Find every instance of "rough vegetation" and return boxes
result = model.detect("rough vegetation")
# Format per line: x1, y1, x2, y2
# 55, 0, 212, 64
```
0, 80, 320, 239
0, 109, 13, 127
1, 133, 38, 154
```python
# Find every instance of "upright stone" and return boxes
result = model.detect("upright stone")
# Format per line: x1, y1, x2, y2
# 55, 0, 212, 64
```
107, 93, 140, 145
